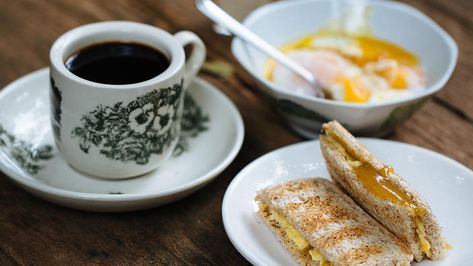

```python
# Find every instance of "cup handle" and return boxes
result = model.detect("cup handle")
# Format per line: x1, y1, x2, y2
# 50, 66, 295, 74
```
174, 31, 206, 89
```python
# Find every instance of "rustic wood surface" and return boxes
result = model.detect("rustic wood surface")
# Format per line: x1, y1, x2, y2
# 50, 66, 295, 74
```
0, 0, 471, 265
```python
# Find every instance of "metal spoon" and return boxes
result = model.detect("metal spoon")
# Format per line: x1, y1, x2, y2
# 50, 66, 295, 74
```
196, 0, 324, 98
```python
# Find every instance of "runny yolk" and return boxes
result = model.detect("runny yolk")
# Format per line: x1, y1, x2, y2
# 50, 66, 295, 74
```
325, 132, 434, 258
342, 76, 371, 102
355, 36, 419, 66
354, 163, 433, 257
376, 64, 410, 90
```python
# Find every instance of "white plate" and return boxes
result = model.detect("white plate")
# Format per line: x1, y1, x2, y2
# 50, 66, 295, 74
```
0, 68, 244, 212
223, 139, 473, 265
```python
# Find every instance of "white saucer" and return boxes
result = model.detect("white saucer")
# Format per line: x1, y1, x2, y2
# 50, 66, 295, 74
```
222, 139, 473, 265
0, 68, 244, 212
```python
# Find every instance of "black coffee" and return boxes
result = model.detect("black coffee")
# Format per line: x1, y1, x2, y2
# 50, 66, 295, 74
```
65, 42, 170, 85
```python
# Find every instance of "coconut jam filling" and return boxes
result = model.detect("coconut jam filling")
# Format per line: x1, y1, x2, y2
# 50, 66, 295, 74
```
261, 204, 331, 266
323, 133, 432, 258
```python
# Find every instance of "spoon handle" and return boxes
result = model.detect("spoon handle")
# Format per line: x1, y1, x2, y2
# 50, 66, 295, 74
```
196, 0, 323, 97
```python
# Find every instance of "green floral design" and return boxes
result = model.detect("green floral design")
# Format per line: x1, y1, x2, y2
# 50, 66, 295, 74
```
72, 80, 183, 165
277, 99, 329, 122
173, 94, 209, 157
0, 125, 54, 175
381, 99, 428, 132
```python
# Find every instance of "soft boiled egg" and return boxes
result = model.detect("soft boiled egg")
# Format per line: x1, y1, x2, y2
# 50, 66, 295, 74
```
266, 34, 425, 103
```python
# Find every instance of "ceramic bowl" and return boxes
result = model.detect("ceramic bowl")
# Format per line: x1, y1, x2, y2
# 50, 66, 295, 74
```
232, 0, 457, 137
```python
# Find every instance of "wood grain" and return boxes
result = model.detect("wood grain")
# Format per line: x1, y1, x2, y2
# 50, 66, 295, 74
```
402, 0, 473, 121
0, 0, 471, 265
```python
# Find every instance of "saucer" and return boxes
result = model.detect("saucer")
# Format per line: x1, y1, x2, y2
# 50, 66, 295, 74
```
0, 68, 244, 212
222, 139, 473, 265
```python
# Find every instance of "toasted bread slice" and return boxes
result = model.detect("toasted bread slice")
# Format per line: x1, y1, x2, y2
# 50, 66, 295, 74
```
256, 178, 413, 266
320, 120, 447, 261
258, 203, 320, 266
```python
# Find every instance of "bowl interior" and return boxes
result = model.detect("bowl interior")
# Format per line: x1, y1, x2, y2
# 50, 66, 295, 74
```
233, 0, 457, 98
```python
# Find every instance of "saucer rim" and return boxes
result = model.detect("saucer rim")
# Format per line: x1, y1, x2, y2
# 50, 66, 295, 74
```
0, 68, 245, 202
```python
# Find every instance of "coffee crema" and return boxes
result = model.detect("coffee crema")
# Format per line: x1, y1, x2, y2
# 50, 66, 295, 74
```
65, 42, 170, 85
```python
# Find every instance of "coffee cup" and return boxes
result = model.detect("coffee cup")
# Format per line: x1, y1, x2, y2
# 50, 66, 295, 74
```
49, 21, 206, 179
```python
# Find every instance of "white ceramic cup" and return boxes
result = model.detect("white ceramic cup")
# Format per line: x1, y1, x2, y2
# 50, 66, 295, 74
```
49, 21, 206, 179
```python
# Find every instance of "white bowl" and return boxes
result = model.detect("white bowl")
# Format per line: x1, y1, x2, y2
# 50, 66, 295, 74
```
232, 0, 457, 137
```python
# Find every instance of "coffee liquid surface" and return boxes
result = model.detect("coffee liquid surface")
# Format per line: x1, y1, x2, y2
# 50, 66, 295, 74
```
65, 42, 170, 85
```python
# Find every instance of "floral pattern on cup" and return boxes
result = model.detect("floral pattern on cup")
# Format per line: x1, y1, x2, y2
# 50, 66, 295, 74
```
71, 80, 184, 165
173, 93, 209, 156
0, 125, 54, 175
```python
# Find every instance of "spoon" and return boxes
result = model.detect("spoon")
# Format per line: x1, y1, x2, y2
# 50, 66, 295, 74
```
196, 0, 324, 98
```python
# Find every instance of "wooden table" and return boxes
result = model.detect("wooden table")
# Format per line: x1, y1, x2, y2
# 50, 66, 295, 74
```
0, 0, 471, 264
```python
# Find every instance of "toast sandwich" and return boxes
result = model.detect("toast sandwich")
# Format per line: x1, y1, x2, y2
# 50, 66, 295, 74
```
256, 178, 413, 266
320, 121, 448, 261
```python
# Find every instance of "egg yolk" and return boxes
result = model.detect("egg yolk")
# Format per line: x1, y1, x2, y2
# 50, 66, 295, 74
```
355, 36, 419, 67
265, 33, 423, 102
374, 64, 411, 90
342, 76, 371, 102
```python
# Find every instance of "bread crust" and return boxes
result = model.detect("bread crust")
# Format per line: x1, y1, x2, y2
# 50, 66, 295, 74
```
256, 178, 413, 266
258, 203, 319, 266
320, 121, 447, 261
